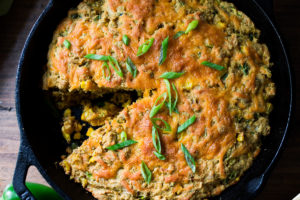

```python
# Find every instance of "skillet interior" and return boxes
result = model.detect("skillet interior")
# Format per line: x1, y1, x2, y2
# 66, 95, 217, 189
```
15, 0, 292, 199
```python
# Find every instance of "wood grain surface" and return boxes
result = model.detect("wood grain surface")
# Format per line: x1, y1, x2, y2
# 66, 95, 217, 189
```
0, 0, 299, 199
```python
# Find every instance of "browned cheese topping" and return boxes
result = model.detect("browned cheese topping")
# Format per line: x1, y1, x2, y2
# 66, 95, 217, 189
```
43, 0, 275, 199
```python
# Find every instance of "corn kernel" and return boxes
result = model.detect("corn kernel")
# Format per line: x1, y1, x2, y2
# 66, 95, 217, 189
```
64, 108, 71, 118
80, 81, 87, 90
81, 178, 88, 188
237, 133, 244, 142
86, 127, 94, 137
73, 132, 81, 140
217, 22, 225, 29
62, 160, 71, 174
62, 132, 71, 143
241, 45, 249, 56
89, 156, 96, 163
184, 80, 193, 90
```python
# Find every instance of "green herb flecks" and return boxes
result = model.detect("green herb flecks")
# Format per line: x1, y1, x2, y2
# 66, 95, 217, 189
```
185, 20, 199, 34
151, 118, 171, 132
141, 161, 152, 184
177, 115, 196, 133
159, 71, 185, 79
106, 140, 137, 151
221, 72, 228, 82
201, 61, 225, 71
174, 31, 185, 39
126, 57, 137, 78
63, 40, 71, 49
102, 62, 111, 81
181, 144, 196, 173
122, 35, 130, 46
149, 92, 167, 118
240, 63, 250, 75
159, 36, 169, 65
137, 38, 154, 57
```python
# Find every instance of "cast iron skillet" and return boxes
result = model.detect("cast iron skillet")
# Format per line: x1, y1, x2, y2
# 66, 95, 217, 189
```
13, 0, 293, 199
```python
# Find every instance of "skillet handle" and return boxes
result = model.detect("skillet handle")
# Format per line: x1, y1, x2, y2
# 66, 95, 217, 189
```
13, 138, 37, 200
254, 0, 274, 19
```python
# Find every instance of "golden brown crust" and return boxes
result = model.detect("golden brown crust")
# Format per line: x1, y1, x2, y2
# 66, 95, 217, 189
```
44, 0, 275, 199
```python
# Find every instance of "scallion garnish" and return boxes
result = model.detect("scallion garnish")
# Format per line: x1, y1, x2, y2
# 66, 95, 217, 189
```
120, 131, 127, 142
122, 35, 130, 46
153, 151, 166, 160
171, 83, 178, 111
63, 40, 71, 49
201, 61, 225, 71
84, 54, 123, 78
149, 92, 167, 118
108, 56, 124, 77
141, 161, 152, 184
151, 118, 171, 132
137, 38, 154, 56
174, 31, 185, 39
84, 54, 108, 61
152, 126, 161, 153
106, 140, 137, 151
181, 143, 196, 173
177, 115, 196, 133
159, 36, 169, 65
159, 71, 185, 79
102, 62, 111, 81
126, 57, 137, 78
185, 20, 199, 34
164, 79, 172, 116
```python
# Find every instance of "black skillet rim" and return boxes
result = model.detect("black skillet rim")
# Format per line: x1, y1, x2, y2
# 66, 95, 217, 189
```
14, 0, 293, 199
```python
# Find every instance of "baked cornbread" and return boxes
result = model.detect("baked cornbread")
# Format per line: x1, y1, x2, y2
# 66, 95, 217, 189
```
43, 0, 275, 199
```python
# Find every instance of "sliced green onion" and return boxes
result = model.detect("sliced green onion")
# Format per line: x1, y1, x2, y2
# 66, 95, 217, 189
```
108, 56, 124, 77
106, 140, 137, 151
164, 79, 172, 116
201, 61, 225, 71
141, 161, 152, 184
181, 143, 196, 173
152, 126, 161, 153
177, 115, 196, 133
149, 92, 167, 118
84, 54, 109, 61
102, 62, 111, 81
159, 36, 169, 65
126, 57, 137, 78
120, 131, 127, 142
160, 71, 185, 79
171, 83, 178, 111
174, 31, 185, 39
122, 35, 130, 46
151, 118, 171, 132
185, 20, 199, 34
63, 40, 71, 49
137, 38, 154, 56
154, 151, 166, 160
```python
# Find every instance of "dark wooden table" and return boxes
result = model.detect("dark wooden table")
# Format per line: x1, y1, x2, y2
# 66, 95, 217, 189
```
0, 0, 299, 199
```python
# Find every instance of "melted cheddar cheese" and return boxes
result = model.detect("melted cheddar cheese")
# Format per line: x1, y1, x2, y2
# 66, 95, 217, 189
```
43, 0, 275, 199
